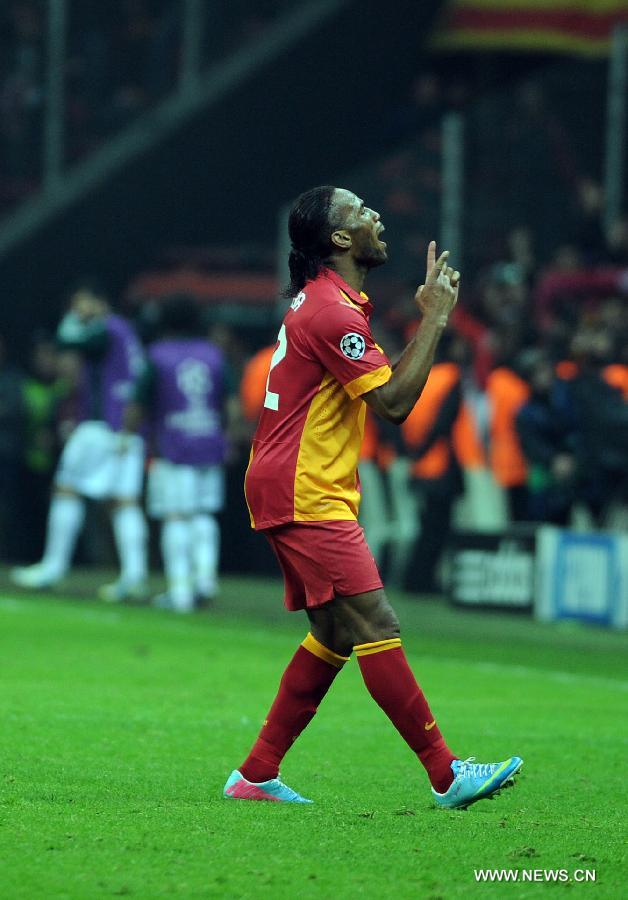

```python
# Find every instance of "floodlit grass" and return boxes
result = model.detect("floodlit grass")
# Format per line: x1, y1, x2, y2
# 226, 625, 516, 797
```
1, 570, 627, 898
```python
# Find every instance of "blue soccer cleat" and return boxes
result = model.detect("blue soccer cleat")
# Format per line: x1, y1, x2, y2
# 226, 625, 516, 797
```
223, 769, 313, 803
432, 756, 523, 810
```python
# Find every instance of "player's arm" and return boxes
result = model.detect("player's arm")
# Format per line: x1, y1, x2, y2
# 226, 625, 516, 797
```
363, 243, 459, 425
122, 360, 156, 432
56, 312, 109, 356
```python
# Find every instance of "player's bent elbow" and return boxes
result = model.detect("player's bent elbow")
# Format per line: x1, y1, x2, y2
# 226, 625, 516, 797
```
384, 405, 409, 425
389, 409, 409, 425
363, 386, 408, 425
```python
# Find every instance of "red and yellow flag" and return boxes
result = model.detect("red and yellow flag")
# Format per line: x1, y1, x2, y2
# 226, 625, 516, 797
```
433, 0, 628, 56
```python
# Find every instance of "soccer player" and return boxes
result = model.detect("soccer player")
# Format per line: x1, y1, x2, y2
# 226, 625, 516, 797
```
123, 295, 234, 612
224, 186, 522, 809
11, 281, 148, 601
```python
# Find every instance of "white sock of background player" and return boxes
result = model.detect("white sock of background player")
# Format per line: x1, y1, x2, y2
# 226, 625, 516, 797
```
192, 513, 220, 599
161, 518, 194, 611
40, 492, 86, 580
112, 503, 148, 586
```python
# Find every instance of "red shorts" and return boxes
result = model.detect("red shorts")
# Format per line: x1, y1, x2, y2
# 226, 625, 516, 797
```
263, 520, 383, 612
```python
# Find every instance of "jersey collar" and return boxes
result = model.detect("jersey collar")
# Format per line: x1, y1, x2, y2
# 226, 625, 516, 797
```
321, 268, 373, 313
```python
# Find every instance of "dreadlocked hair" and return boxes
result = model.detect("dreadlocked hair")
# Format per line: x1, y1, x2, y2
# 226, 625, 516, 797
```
282, 185, 339, 298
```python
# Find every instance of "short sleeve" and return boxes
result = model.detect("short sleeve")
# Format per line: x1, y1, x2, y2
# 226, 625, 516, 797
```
307, 303, 392, 399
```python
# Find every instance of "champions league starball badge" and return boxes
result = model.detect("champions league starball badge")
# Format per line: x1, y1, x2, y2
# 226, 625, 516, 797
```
340, 332, 366, 360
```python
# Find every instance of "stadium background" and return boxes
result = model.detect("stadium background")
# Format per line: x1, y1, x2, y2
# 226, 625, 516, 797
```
1, 1, 627, 897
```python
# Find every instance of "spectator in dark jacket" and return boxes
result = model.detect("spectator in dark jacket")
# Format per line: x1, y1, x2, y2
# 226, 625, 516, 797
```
515, 349, 577, 524
567, 329, 628, 521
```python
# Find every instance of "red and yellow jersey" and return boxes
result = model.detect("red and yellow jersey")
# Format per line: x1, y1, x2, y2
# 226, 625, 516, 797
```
245, 268, 392, 529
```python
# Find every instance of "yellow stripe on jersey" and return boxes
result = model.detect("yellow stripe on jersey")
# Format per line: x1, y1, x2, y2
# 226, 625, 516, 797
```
244, 444, 256, 528
339, 289, 366, 313
344, 364, 392, 400
354, 638, 402, 656
293, 373, 366, 521
302, 632, 350, 667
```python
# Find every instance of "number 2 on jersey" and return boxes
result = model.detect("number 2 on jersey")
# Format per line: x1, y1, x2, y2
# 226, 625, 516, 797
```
264, 324, 287, 410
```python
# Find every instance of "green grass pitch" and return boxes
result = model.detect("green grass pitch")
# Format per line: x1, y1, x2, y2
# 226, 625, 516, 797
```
1, 570, 627, 898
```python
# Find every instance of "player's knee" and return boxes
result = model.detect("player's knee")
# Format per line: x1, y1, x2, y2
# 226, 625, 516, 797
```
361, 594, 400, 643
306, 608, 353, 658
337, 589, 401, 645
355, 609, 400, 645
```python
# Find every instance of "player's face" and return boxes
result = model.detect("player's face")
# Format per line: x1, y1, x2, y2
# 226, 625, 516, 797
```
333, 189, 388, 268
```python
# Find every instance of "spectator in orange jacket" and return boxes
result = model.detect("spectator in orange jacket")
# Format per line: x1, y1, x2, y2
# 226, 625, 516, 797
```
401, 346, 464, 594
485, 365, 530, 520
240, 345, 274, 424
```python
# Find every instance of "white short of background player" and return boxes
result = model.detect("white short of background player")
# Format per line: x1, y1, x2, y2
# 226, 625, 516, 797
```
147, 459, 225, 612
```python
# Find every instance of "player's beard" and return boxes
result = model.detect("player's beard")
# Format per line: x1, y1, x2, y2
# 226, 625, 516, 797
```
355, 242, 388, 269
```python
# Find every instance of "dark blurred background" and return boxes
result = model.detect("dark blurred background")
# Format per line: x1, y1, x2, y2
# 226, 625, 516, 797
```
1, 0, 627, 617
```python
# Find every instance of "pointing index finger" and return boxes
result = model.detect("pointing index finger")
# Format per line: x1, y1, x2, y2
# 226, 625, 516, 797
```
426, 240, 436, 273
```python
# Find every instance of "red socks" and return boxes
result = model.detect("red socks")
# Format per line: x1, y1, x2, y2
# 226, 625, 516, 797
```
355, 639, 456, 793
240, 634, 455, 794
239, 634, 348, 783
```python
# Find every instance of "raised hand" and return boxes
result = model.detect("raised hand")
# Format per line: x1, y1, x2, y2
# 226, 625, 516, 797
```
415, 241, 460, 327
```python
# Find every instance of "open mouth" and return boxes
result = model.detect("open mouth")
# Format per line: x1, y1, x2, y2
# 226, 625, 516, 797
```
377, 226, 387, 246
